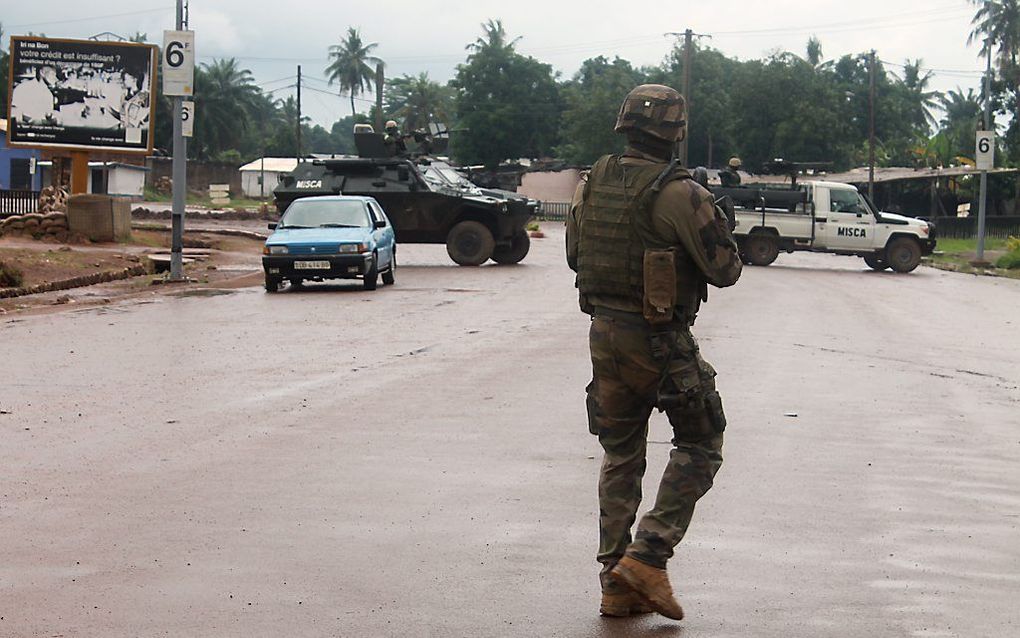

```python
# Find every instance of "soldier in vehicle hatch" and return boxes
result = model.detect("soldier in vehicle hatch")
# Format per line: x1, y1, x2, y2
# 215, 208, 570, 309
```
719, 157, 742, 187
383, 120, 408, 156
566, 84, 743, 621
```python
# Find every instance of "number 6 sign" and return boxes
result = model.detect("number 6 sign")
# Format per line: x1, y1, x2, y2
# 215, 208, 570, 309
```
162, 30, 195, 96
976, 131, 994, 171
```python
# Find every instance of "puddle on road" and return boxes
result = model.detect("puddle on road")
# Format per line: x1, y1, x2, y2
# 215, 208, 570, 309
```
171, 288, 242, 298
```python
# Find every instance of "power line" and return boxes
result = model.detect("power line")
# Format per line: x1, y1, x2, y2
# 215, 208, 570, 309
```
9, 7, 169, 29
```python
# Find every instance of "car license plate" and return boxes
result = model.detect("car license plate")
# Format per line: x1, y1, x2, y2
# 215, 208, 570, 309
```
295, 260, 331, 270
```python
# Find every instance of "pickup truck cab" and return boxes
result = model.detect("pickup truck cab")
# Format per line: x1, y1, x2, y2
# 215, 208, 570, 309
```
717, 180, 936, 273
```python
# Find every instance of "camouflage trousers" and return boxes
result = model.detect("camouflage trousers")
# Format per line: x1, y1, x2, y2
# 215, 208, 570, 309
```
587, 314, 725, 574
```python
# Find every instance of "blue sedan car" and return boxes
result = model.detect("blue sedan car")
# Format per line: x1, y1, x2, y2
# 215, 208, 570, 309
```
262, 195, 396, 292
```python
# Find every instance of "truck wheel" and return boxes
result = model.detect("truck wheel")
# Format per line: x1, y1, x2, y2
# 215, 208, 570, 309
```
446, 220, 495, 266
863, 253, 889, 271
886, 238, 921, 273
382, 252, 396, 285
363, 255, 379, 290
264, 273, 280, 293
492, 232, 530, 265
745, 234, 779, 266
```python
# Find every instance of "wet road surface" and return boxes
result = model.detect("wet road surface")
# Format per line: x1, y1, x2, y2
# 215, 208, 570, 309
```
2, 225, 1019, 637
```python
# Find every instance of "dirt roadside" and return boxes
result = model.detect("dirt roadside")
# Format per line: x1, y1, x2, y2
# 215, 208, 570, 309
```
0, 226, 265, 316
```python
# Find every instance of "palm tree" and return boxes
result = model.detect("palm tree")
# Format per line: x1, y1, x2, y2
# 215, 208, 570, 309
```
325, 27, 382, 116
194, 58, 261, 158
385, 73, 454, 132
806, 37, 823, 67
902, 59, 940, 131
466, 19, 521, 54
968, 0, 1020, 71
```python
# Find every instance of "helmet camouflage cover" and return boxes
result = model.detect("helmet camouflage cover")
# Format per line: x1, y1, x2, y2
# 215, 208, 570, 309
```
728, 156, 742, 168
614, 84, 687, 142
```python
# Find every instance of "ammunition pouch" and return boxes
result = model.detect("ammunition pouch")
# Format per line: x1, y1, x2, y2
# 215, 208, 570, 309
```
643, 249, 678, 325
653, 333, 727, 441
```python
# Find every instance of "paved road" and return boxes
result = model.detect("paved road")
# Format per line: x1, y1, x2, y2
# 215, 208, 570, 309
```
2, 225, 1018, 637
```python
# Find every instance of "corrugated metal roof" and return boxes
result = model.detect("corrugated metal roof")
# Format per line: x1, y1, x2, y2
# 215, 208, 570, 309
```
238, 157, 299, 173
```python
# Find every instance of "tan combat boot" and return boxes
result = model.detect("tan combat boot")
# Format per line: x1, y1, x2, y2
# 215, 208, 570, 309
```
609, 555, 685, 620
600, 590, 653, 617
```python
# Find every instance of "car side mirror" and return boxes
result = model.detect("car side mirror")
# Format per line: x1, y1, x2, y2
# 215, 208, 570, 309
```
268, 222, 278, 230
374, 219, 386, 229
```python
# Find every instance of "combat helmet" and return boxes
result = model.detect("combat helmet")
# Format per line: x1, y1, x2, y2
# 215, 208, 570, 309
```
614, 84, 687, 142
728, 157, 742, 168
385, 120, 399, 131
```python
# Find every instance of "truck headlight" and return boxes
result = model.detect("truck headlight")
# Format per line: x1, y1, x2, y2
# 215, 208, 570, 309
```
266, 245, 289, 255
338, 243, 368, 253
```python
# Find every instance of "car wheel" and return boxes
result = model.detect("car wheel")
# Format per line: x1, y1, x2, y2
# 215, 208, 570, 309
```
446, 220, 495, 266
492, 231, 531, 265
863, 253, 889, 271
745, 234, 779, 266
264, 273, 280, 293
363, 255, 379, 290
382, 251, 396, 285
886, 237, 921, 273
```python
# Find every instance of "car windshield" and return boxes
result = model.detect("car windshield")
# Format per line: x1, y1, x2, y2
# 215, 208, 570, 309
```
281, 200, 370, 228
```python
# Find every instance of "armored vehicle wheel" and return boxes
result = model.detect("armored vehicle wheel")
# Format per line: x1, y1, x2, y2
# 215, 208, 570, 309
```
446, 220, 495, 266
886, 237, 921, 273
382, 252, 396, 285
863, 253, 889, 271
492, 232, 531, 265
363, 255, 379, 290
264, 274, 280, 293
745, 234, 779, 266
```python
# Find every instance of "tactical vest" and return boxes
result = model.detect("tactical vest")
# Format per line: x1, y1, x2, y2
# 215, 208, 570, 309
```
577, 154, 702, 319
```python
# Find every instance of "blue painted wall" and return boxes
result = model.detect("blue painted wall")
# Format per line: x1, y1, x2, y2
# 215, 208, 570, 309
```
0, 136, 42, 190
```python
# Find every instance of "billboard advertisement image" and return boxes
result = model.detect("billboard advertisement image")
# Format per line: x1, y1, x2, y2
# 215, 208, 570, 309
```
6, 37, 157, 153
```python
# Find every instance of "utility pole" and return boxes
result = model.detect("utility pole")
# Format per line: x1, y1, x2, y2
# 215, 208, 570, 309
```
976, 42, 992, 262
868, 50, 876, 202
665, 29, 711, 166
681, 28, 693, 167
296, 65, 302, 162
169, 0, 188, 281
375, 62, 385, 132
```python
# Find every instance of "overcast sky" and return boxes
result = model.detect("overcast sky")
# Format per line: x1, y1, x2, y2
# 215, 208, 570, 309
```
4, 0, 991, 128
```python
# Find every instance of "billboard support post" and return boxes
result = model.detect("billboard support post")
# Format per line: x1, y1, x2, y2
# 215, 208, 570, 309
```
70, 152, 89, 195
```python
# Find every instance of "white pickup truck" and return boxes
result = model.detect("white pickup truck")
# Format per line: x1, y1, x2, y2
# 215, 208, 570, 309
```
717, 180, 936, 272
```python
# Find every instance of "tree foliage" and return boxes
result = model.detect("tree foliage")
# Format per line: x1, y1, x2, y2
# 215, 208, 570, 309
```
451, 21, 561, 167
383, 73, 454, 132
325, 27, 382, 116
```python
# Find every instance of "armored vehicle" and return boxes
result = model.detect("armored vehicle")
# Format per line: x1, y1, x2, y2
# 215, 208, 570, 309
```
274, 128, 536, 266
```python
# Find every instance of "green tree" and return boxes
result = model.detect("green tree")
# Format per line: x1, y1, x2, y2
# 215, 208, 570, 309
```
451, 20, 561, 166
939, 88, 983, 161
557, 56, 645, 164
192, 58, 261, 159
901, 59, 940, 132
383, 73, 454, 132
325, 27, 382, 117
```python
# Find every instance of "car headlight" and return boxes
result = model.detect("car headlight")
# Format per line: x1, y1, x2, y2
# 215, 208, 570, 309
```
338, 243, 368, 253
265, 245, 289, 255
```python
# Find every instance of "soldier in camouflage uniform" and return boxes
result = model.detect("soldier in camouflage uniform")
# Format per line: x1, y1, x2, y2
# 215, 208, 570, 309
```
565, 84, 742, 620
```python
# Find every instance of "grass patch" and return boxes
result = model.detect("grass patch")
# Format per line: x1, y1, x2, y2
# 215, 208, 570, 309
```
0, 260, 25, 287
927, 235, 1020, 279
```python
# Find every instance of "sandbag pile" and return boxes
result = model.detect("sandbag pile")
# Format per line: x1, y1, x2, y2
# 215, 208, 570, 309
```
154, 176, 172, 195
0, 212, 71, 241
38, 187, 69, 213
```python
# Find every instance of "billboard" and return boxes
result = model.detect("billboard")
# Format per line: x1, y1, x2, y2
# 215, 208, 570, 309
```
6, 37, 157, 153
